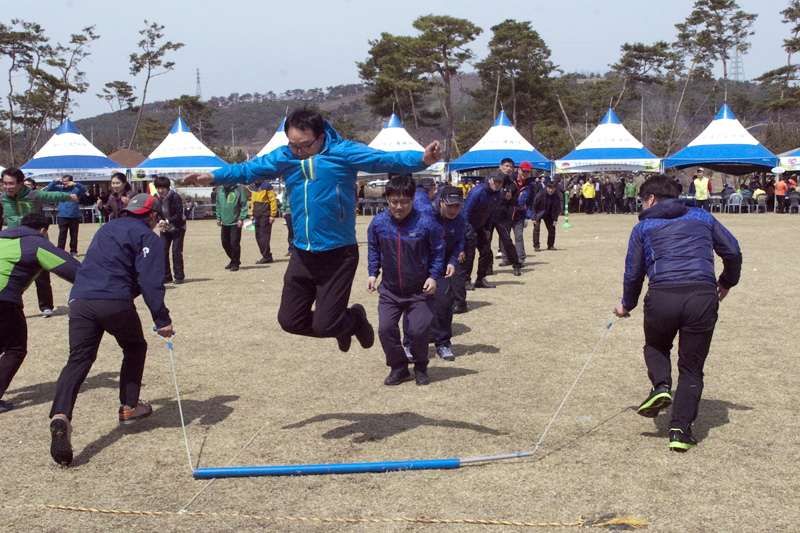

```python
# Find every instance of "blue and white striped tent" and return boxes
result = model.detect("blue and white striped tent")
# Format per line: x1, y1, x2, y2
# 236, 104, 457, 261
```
256, 117, 288, 158
21, 119, 123, 179
136, 117, 227, 174
555, 108, 660, 173
360, 114, 443, 177
664, 104, 777, 175
449, 111, 550, 172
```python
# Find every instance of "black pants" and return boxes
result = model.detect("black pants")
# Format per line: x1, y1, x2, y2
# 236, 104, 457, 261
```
277, 244, 360, 339
0, 301, 27, 399
35, 271, 54, 311
57, 217, 80, 253
454, 224, 477, 308
494, 220, 520, 268
624, 197, 637, 213
533, 218, 556, 249
604, 196, 616, 213
642, 285, 719, 433
378, 285, 433, 371
220, 224, 242, 266
50, 299, 148, 419
161, 227, 185, 281
474, 225, 494, 278
584, 198, 595, 214
695, 199, 709, 211
255, 216, 274, 261
284, 214, 295, 253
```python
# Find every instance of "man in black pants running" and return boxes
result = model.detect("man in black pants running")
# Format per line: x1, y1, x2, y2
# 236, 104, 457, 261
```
613, 175, 741, 452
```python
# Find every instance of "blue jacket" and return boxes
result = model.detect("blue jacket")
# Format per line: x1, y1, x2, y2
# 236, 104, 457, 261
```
621, 198, 742, 311
0, 226, 80, 305
431, 188, 466, 271
462, 180, 501, 231
45, 180, 87, 219
70, 216, 171, 328
212, 122, 428, 252
413, 188, 433, 212
367, 207, 445, 296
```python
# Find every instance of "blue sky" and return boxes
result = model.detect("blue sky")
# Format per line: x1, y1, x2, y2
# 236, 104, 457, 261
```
1, 0, 791, 120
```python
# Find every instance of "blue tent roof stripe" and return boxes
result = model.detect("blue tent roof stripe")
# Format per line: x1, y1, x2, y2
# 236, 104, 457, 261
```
21, 119, 123, 176
600, 108, 621, 125
56, 119, 82, 135
23, 155, 124, 170
138, 155, 229, 169
277, 117, 286, 132
169, 117, 193, 135
493, 111, 513, 127
136, 117, 228, 171
385, 114, 403, 128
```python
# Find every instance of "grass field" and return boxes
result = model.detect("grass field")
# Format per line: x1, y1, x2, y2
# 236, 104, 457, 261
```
1, 211, 798, 532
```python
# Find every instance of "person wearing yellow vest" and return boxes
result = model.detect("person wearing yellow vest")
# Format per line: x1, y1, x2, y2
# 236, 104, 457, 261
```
582, 177, 597, 214
693, 168, 711, 211
248, 180, 279, 264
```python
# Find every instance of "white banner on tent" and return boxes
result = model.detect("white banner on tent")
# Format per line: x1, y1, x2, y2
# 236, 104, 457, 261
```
554, 159, 660, 173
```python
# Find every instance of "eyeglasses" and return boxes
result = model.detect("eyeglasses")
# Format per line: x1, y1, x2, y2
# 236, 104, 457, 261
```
387, 198, 412, 207
288, 136, 322, 153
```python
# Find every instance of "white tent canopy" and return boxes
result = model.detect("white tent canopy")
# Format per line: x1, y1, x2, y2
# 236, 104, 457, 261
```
136, 117, 227, 174
256, 117, 289, 158
359, 114, 443, 179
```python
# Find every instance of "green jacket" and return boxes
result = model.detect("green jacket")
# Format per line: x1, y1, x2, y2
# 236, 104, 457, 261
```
1, 186, 72, 228
215, 185, 248, 226
624, 182, 639, 198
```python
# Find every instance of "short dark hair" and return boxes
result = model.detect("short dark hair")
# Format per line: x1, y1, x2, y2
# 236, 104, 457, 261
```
21, 212, 49, 231
23, 178, 36, 187
153, 176, 171, 189
500, 158, 515, 167
1, 167, 25, 184
385, 174, 415, 199
61, 174, 73, 181
639, 174, 680, 201
286, 107, 325, 139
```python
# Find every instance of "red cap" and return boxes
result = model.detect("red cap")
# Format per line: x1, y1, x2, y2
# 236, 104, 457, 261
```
519, 161, 533, 171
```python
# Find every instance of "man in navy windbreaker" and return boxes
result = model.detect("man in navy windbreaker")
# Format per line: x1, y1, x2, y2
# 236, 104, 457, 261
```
183, 108, 442, 354
48, 194, 174, 467
46, 175, 87, 256
459, 171, 504, 290
367, 175, 444, 386
613, 175, 741, 453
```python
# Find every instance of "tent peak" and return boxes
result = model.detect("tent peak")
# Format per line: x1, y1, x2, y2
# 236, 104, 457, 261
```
600, 108, 621, 125
384, 114, 403, 129
169, 117, 192, 135
714, 103, 736, 121
55, 119, 81, 136
492, 110, 513, 128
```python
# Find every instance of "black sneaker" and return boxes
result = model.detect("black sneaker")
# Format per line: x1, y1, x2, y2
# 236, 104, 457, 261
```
351, 304, 374, 349
486, 266, 495, 276
513, 267, 521, 276
174, 279, 184, 285
414, 367, 431, 386
637, 384, 672, 418
474, 277, 496, 289
336, 334, 352, 352
230, 265, 239, 272
384, 367, 411, 386
452, 303, 468, 314
669, 428, 697, 453
50, 415, 73, 466
0, 399, 13, 413
547, 246, 557, 251
464, 282, 474, 291
224, 263, 232, 270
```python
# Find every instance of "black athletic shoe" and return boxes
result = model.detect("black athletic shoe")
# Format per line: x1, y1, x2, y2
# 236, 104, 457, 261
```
669, 428, 697, 453
0, 399, 13, 413
384, 367, 411, 386
336, 334, 352, 352
637, 384, 672, 418
255, 257, 274, 264
474, 277, 496, 289
50, 415, 73, 466
351, 304, 375, 349
547, 246, 557, 251
230, 265, 239, 272
499, 261, 510, 267
174, 279, 184, 285
452, 303, 468, 314
224, 263, 233, 270
464, 282, 474, 291
486, 266, 495, 276
415, 367, 431, 386
534, 246, 541, 252
513, 267, 521, 276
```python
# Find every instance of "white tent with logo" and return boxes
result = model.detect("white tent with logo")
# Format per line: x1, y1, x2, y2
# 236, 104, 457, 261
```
555, 108, 661, 173
256, 117, 289, 158
449, 110, 550, 172
136, 117, 227, 175
664, 104, 777, 175
21, 119, 123, 180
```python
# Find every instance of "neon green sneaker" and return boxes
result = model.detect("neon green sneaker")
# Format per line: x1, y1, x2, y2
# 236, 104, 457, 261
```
637, 384, 672, 418
669, 428, 697, 453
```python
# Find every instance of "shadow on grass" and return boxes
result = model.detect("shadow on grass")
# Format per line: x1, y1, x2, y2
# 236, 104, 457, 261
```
427, 365, 479, 383
282, 411, 505, 443
70, 394, 239, 467
639, 398, 753, 442
462, 300, 491, 311
178, 278, 213, 284
451, 322, 472, 336
7, 371, 120, 411
451, 344, 500, 357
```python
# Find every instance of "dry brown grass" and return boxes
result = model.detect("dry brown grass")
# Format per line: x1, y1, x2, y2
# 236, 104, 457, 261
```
1, 211, 798, 532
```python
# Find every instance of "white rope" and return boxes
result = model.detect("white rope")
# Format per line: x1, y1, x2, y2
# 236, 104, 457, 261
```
153, 332, 194, 473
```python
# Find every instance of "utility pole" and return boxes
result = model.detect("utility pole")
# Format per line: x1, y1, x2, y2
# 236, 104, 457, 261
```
196, 68, 202, 100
